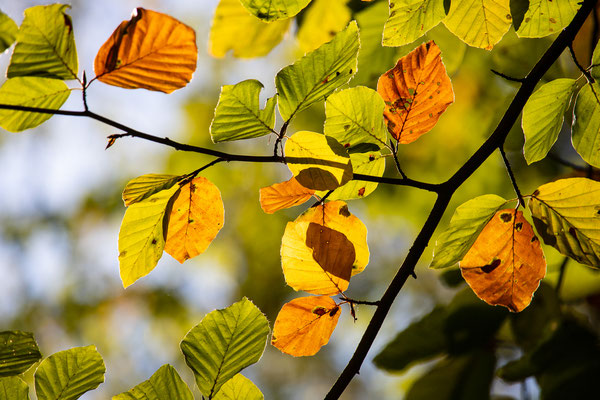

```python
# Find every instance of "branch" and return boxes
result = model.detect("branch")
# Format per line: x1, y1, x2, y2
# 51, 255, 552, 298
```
490, 69, 526, 83
499, 147, 526, 207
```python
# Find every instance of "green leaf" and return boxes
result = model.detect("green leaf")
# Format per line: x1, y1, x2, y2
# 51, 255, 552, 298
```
383, 0, 447, 47
529, 178, 600, 267
213, 374, 263, 400
8, 4, 78, 80
34, 345, 105, 400
0, 331, 42, 377
180, 298, 269, 399
591, 40, 600, 82
112, 364, 192, 400
276, 21, 359, 121
210, 79, 277, 143
118, 186, 179, 288
430, 195, 508, 269
516, 0, 580, 38
0, 11, 18, 53
0, 77, 71, 133
0, 376, 29, 400
572, 83, 600, 168
239, 0, 311, 22
522, 78, 577, 164
122, 174, 181, 207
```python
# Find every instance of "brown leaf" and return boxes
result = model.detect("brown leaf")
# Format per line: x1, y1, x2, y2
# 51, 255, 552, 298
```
377, 41, 454, 144
460, 209, 546, 312
259, 177, 315, 214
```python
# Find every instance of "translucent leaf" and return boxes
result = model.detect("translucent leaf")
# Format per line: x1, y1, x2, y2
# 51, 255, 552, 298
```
0, 376, 29, 400
0, 11, 17, 53
34, 345, 105, 400
8, 4, 78, 80
94, 8, 197, 93
112, 364, 193, 400
377, 41, 454, 144
210, 79, 277, 142
259, 177, 315, 214
239, 0, 311, 22
529, 178, 600, 267
272, 296, 340, 356
522, 78, 577, 164
516, 0, 580, 38
213, 374, 263, 400
431, 195, 508, 269
443, 0, 511, 50
122, 174, 181, 207
180, 298, 269, 398
0, 331, 41, 377
210, 0, 290, 58
591, 40, 600, 82
276, 21, 359, 121
383, 0, 447, 47
572, 83, 600, 168
0, 77, 71, 133
297, 0, 351, 53
164, 177, 224, 263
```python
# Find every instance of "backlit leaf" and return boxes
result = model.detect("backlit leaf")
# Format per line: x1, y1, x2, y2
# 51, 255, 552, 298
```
240, 0, 311, 22
383, 0, 447, 47
210, 0, 291, 58
572, 83, 600, 168
94, 8, 197, 93
516, 0, 580, 38
34, 345, 105, 400
0, 331, 41, 377
122, 174, 181, 207
529, 178, 600, 267
592, 40, 600, 82
112, 364, 193, 400
259, 177, 315, 214
213, 374, 263, 400
522, 78, 577, 164
164, 177, 224, 263
272, 296, 340, 356
377, 41, 454, 143
460, 210, 546, 312
443, 0, 511, 50
0, 11, 17, 53
0, 376, 29, 400
276, 21, 359, 121
8, 4, 78, 80
180, 298, 269, 398
210, 79, 277, 143
297, 0, 351, 53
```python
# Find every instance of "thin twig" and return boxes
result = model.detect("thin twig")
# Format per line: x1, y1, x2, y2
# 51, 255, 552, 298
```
179, 158, 225, 185
491, 69, 526, 83
274, 119, 290, 157
312, 190, 334, 207
548, 152, 589, 171
82, 71, 89, 112
569, 43, 596, 83
390, 139, 407, 179
499, 146, 526, 208
341, 297, 380, 306
555, 257, 570, 299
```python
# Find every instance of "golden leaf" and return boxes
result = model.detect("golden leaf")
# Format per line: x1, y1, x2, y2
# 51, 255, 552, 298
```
259, 177, 315, 214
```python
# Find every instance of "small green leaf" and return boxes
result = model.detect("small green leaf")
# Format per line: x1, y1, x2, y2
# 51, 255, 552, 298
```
210, 79, 277, 143
34, 345, 105, 400
122, 174, 181, 207
383, 0, 447, 47
0, 331, 41, 377
591, 40, 600, 82
0, 11, 18, 53
213, 374, 264, 400
516, 0, 580, 38
572, 84, 600, 168
8, 4, 78, 80
239, 0, 311, 22
522, 78, 577, 164
0, 376, 29, 400
112, 364, 192, 400
180, 298, 269, 399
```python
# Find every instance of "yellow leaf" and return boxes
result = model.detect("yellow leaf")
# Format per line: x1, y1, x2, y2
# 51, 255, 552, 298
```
272, 296, 341, 356
122, 174, 180, 206
460, 210, 546, 312
164, 177, 224, 263
297, 0, 351, 53
259, 177, 315, 214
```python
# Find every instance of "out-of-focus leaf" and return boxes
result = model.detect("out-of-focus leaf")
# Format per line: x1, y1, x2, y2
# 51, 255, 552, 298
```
592, 40, 600, 81
8, 4, 78, 80
272, 296, 341, 356
94, 8, 197, 93
122, 174, 181, 206
572, 83, 600, 168
426, 24, 467, 75
383, 0, 446, 47
510, 0, 529, 30
0, 11, 17, 53
213, 374, 263, 400
516, 0, 580, 38
240, 0, 311, 22
377, 41, 454, 144
297, 0, 351, 53
112, 364, 192, 400
34, 345, 105, 400
0, 331, 41, 377
180, 298, 269, 398
0, 376, 29, 400
259, 177, 314, 214
276, 21, 359, 121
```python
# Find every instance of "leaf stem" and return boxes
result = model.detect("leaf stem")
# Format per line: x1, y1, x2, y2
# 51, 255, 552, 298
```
490, 69, 526, 83
569, 43, 595, 83
499, 146, 526, 208
390, 139, 407, 179
555, 257, 570, 299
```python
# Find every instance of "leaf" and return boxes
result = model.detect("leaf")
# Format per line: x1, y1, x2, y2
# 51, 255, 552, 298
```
522, 78, 577, 164
112, 364, 193, 400
431, 195, 508, 269
529, 178, 600, 267
34, 345, 105, 400
443, 0, 512, 50
377, 41, 454, 144
0, 376, 29, 400
213, 374, 263, 400
272, 296, 341, 357
180, 298, 269, 398
0, 77, 71, 133
0, 331, 41, 377
297, 0, 351, 53
94, 8, 197, 93
122, 174, 181, 206
239, 0, 311, 22
592, 40, 600, 82
0, 11, 18, 53
460, 209, 546, 312
516, 0, 581, 38
8, 4, 78, 80
572, 83, 600, 168
383, 0, 447, 47
284, 131, 352, 191
210, 0, 291, 58
210, 79, 277, 142
259, 177, 315, 214
118, 186, 179, 288
276, 21, 359, 121
164, 177, 224, 263
280, 201, 369, 295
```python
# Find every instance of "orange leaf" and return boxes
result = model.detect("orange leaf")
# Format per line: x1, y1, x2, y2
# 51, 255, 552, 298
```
272, 296, 341, 356
94, 8, 197, 93
377, 41, 454, 144
164, 177, 224, 263
259, 177, 315, 214
460, 209, 546, 312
